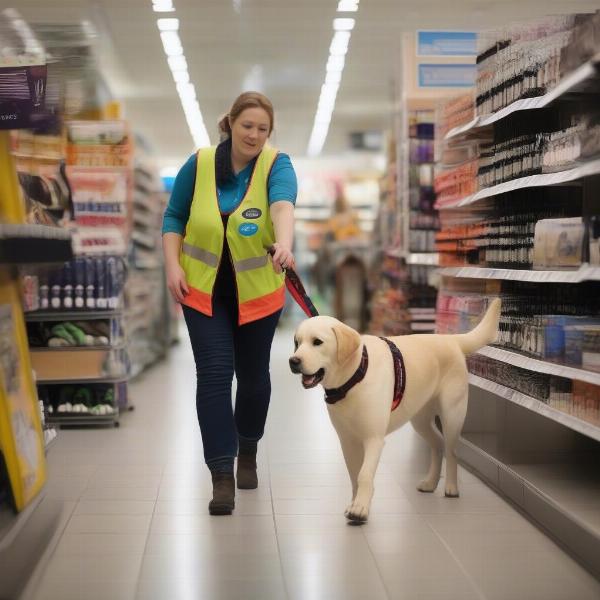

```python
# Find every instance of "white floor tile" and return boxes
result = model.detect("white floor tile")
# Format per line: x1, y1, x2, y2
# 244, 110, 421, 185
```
27, 327, 600, 600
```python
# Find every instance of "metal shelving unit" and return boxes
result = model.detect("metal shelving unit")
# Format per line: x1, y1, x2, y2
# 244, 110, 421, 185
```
25, 309, 121, 322
0, 224, 73, 265
437, 157, 600, 209
469, 374, 600, 442
433, 38, 600, 578
476, 346, 600, 387
439, 264, 600, 283
445, 54, 600, 140
27, 308, 126, 426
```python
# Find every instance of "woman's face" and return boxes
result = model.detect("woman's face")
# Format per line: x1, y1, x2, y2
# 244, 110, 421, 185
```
230, 107, 271, 163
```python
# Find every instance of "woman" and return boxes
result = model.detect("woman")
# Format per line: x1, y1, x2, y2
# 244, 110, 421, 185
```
162, 92, 296, 515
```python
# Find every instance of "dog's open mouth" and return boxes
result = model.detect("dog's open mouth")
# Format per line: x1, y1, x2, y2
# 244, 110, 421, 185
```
301, 368, 325, 389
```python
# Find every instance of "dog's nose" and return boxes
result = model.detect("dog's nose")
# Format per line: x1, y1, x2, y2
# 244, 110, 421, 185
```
289, 356, 302, 373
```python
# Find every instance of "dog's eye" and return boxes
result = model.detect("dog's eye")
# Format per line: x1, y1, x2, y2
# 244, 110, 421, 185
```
313, 338, 323, 346
294, 339, 299, 350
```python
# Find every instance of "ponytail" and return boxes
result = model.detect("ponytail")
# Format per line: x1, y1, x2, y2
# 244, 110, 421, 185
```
218, 113, 232, 141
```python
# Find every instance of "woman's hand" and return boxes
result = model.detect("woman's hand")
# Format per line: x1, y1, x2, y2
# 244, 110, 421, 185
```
166, 261, 189, 303
270, 242, 295, 274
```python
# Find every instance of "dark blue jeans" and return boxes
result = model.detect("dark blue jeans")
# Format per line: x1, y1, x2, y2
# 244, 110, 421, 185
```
182, 297, 281, 469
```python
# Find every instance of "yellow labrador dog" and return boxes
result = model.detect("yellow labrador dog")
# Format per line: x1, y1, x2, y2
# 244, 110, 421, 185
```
289, 299, 501, 523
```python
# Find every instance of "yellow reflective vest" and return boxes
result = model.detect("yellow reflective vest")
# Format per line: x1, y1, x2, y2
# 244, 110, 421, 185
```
179, 145, 285, 325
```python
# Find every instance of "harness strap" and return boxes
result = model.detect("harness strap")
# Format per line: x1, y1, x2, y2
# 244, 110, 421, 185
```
379, 337, 406, 411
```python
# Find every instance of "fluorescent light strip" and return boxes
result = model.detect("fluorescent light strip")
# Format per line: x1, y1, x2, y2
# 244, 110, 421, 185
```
306, 13, 357, 156
153, 0, 175, 13
155, 4, 210, 148
157, 18, 179, 31
337, 0, 359, 11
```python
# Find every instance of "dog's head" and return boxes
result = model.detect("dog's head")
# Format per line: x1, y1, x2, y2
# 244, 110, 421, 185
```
289, 316, 362, 389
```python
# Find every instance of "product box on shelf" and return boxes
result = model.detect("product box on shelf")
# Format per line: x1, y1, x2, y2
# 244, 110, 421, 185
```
0, 55, 47, 130
66, 120, 132, 168
30, 347, 129, 382
0, 269, 46, 512
30, 255, 126, 312
532, 217, 585, 270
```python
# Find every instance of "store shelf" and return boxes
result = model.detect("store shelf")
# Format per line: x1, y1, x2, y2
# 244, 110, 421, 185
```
476, 346, 600, 386
44, 428, 58, 452
439, 264, 600, 283
437, 158, 600, 209
445, 56, 600, 140
36, 375, 128, 385
25, 309, 121, 322
30, 343, 125, 352
48, 412, 119, 427
0, 224, 72, 265
469, 374, 600, 442
406, 252, 439, 266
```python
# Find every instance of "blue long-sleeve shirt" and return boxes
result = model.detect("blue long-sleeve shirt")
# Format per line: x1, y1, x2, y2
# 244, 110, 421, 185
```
162, 152, 297, 235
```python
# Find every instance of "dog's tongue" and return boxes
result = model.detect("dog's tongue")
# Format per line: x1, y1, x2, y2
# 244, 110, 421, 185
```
302, 374, 318, 388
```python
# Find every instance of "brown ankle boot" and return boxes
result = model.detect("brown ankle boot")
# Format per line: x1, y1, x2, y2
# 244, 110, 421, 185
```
236, 453, 258, 489
208, 472, 235, 515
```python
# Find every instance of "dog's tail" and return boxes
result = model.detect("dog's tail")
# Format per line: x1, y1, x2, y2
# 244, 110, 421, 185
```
454, 298, 501, 355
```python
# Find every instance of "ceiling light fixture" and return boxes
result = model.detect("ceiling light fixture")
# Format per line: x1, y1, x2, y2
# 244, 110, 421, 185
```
160, 31, 183, 56
307, 5, 358, 156
333, 18, 355, 31
152, 0, 175, 13
337, 0, 359, 11
155, 2, 210, 148
167, 55, 187, 71
157, 18, 179, 31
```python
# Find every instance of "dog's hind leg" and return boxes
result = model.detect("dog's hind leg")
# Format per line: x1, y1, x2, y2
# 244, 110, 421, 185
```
438, 387, 468, 498
411, 408, 444, 493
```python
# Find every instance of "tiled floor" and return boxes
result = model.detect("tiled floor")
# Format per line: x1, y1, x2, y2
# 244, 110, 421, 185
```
24, 326, 600, 600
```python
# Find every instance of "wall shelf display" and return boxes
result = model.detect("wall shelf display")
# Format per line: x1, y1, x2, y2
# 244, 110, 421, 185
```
436, 157, 600, 209
0, 224, 72, 265
445, 54, 600, 141
434, 14, 600, 577
439, 264, 600, 283
469, 373, 600, 442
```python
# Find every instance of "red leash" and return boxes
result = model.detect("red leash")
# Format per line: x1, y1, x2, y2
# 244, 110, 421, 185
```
267, 247, 319, 317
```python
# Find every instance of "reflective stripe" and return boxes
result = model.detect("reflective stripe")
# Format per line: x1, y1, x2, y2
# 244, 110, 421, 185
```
234, 255, 269, 273
182, 243, 219, 268
238, 285, 285, 325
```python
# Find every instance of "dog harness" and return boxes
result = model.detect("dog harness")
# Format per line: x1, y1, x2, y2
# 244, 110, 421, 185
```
324, 345, 369, 404
379, 337, 406, 411
323, 338, 406, 411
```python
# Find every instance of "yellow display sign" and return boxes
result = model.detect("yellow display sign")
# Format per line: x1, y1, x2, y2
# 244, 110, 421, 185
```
0, 269, 46, 512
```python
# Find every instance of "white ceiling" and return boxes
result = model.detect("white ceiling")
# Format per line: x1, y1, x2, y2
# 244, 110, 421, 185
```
11, 0, 600, 170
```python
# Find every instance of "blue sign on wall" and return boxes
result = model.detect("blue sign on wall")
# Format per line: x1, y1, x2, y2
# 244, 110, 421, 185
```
418, 64, 476, 88
417, 31, 477, 56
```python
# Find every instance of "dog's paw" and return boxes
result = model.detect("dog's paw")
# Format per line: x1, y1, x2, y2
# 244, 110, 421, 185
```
444, 483, 460, 498
344, 500, 370, 523
417, 479, 438, 493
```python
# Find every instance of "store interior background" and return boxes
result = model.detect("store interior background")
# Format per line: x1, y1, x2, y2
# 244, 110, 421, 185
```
2, 0, 600, 598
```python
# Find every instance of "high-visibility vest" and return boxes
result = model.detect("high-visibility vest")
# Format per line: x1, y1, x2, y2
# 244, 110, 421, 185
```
179, 145, 285, 325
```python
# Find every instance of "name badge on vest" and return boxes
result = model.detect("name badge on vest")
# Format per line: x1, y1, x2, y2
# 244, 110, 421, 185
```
239, 222, 259, 237
242, 208, 262, 219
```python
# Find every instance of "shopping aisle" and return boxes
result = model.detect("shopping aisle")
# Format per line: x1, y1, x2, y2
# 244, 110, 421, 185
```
23, 326, 600, 600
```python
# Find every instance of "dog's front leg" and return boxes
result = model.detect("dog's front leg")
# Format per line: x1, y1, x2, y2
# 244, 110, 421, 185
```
339, 436, 364, 500
345, 437, 384, 523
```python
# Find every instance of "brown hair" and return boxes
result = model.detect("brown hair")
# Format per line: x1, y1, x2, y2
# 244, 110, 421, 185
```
217, 91, 275, 139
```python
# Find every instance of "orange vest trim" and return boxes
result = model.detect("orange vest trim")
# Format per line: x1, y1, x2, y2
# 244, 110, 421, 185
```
238, 285, 285, 325
181, 285, 213, 317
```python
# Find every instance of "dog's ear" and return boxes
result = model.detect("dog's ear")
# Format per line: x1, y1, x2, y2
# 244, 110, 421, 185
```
332, 323, 361, 365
